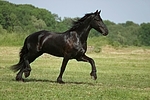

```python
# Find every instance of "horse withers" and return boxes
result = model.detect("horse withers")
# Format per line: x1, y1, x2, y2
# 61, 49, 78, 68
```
11, 10, 108, 83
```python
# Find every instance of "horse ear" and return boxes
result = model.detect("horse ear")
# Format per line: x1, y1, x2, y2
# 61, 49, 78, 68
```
98, 10, 101, 14
95, 10, 98, 14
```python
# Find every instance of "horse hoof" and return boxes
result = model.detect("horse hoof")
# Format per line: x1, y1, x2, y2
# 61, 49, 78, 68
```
16, 77, 25, 82
90, 72, 97, 80
24, 71, 30, 78
57, 78, 65, 84
57, 80, 65, 84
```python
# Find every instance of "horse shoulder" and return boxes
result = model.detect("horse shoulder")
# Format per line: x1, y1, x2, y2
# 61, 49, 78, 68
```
64, 31, 85, 55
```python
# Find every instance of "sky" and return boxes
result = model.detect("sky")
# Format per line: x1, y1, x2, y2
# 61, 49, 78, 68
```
7, 0, 150, 24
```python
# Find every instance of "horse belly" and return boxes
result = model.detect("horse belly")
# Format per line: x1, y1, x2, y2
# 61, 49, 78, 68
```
42, 42, 64, 57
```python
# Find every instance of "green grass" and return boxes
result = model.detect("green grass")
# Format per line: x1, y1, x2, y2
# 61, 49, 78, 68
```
0, 46, 150, 100
0, 33, 27, 46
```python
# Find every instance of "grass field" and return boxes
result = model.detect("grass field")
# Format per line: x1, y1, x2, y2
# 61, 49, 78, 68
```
0, 46, 150, 100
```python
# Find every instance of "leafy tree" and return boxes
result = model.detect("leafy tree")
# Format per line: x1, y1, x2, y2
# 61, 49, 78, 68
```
139, 23, 150, 46
31, 16, 47, 30
55, 17, 73, 32
0, 1, 57, 32
0, 24, 7, 34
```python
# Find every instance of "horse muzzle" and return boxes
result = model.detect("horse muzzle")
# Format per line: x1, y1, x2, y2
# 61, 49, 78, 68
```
100, 27, 108, 36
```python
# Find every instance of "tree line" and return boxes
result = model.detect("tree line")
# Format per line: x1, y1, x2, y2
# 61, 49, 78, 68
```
0, 1, 150, 46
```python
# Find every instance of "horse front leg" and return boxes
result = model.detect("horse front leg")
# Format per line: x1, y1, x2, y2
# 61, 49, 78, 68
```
57, 57, 69, 84
76, 54, 97, 80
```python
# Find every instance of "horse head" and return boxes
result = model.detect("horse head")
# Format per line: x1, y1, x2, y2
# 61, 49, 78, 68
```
90, 10, 108, 36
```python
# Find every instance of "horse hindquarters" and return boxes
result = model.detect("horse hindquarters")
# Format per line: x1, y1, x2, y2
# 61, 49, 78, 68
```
11, 38, 30, 81
11, 37, 39, 81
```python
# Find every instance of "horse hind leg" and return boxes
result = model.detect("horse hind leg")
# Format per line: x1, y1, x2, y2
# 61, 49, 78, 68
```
23, 59, 31, 78
13, 62, 29, 81
23, 52, 43, 78
11, 59, 26, 81
13, 60, 30, 81
16, 68, 25, 81
15, 63, 31, 81
15, 52, 42, 81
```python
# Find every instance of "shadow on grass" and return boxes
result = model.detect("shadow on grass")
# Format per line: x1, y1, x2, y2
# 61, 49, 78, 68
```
12, 78, 96, 85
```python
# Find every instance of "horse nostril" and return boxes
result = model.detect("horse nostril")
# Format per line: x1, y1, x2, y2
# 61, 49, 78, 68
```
104, 29, 108, 36
103, 33, 108, 36
103, 31, 108, 36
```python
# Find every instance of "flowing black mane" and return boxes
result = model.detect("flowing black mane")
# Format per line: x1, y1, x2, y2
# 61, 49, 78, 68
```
69, 13, 94, 31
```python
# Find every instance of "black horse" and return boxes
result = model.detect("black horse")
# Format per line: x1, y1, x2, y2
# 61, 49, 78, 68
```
11, 10, 108, 83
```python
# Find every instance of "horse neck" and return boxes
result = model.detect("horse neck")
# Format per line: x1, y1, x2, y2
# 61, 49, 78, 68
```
75, 20, 92, 43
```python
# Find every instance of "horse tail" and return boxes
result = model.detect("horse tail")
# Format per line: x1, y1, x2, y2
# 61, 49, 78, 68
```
11, 38, 29, 72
